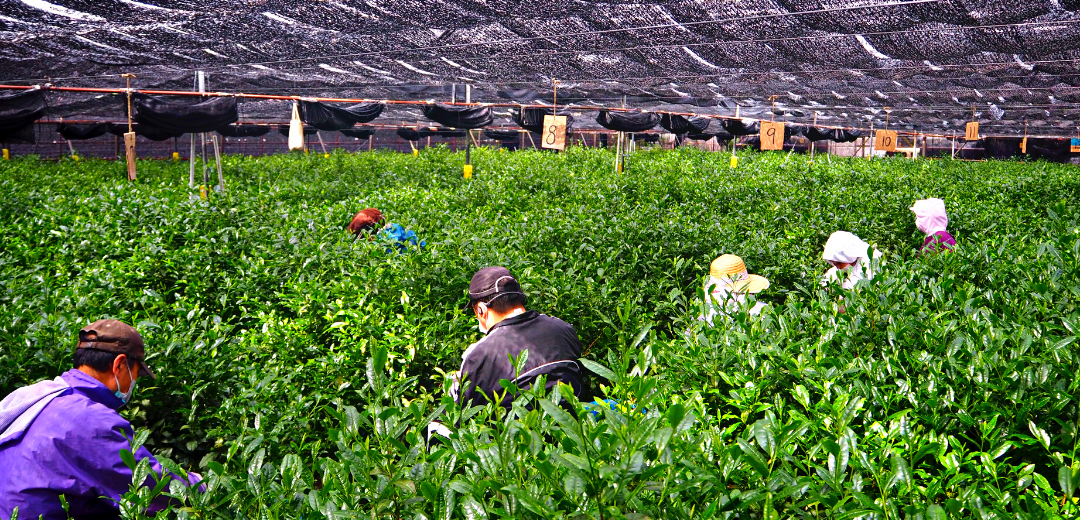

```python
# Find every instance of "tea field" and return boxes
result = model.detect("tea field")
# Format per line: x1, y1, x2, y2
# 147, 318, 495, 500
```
1, 147, 1079, 519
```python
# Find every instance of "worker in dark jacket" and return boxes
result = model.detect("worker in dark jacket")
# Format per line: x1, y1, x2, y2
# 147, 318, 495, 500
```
451, 266, 582, 409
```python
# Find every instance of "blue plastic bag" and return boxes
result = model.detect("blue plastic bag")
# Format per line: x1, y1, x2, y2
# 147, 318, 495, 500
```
377, 223, 426, 254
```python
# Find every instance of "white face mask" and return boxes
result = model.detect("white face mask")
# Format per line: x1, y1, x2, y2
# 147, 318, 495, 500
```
113, 365, 136, 405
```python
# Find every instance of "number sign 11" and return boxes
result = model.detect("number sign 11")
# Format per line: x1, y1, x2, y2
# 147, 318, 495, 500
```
965, 122, 980, 141
541, 115, 567, 150
874, 130, 898, 152
759, 121, 785, 151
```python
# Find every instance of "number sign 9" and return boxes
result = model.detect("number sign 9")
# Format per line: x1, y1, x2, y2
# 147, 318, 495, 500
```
759, 121, 785, 151
541, 115, 567, 150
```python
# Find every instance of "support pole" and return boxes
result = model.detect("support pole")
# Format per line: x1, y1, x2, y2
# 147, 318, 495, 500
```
197, 71, 209, 197
212, 134, 224, 192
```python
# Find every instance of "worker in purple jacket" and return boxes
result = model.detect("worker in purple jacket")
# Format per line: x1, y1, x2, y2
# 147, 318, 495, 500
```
911, 198, 956, 254
0, 319, 201, 520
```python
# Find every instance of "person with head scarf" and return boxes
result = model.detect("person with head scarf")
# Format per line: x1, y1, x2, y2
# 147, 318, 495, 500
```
821, 231, 883, 290
910, 198, 956, 255
700, 254, 770, 324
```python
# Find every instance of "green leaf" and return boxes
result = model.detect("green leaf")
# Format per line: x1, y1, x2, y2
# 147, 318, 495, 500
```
738, 438, 770, 480
793, 385, 810, 410
1060, 466, 1076, 500
925, 504, 946, 520
665, 403, 686, 429
502, 485, 554, 516
579, 358, 616, 382
1028, 420, 1051, 451
119, 449, 136, 471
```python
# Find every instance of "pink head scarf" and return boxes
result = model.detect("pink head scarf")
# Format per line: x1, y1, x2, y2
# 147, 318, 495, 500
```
910, 198, 948, 236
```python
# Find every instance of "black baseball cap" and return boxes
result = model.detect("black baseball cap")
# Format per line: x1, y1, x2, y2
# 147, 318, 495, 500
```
464, 266, 525, 310
77, 319, 156, 379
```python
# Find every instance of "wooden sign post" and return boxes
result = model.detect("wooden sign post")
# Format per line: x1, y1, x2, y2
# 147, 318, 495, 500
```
759, 121, 785, 151
541, 115, 567, 150
874, 130, 898, 153
1021, 122, 1028, 154
122, 73, 137, 181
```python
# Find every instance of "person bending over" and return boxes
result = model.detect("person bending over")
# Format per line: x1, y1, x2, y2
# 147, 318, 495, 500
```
700, 254, 770, 325
821, 231, 883, 290
451, 266, 582, 409
910, 198, 956, 255
0, 320, 201, 520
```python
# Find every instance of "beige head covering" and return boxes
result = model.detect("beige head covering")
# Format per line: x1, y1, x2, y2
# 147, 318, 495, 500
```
709, 254, 770, 294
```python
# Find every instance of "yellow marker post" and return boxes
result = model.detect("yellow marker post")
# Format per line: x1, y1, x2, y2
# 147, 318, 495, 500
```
730, 155, 738, 168
412, 148, 419, 158
2, 149, 8, 160
172, 152, 180, 161
72, 154, 79, 162
199, 185, 208, 200
463, 164, 473, 179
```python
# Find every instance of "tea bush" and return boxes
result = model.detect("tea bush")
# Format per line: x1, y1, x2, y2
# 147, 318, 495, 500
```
1, 147, 1078, 518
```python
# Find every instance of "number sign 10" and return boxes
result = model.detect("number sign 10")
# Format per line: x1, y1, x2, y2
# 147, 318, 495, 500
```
874, 130, 898, 152
759, 121, 785, 151
541, 115, 567, 150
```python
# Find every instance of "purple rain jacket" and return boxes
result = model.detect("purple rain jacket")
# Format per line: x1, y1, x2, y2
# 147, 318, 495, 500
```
0, 369, 199, 520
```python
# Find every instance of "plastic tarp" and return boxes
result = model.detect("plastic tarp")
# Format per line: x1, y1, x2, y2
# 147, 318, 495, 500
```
216, 124, 270, 138
484, 129, 521, 142
419, 127, 467, 138
659, 114, 710, 134
596, 111, 660, 132
686, 131, 733, 141
512, 108, 575, 134
396, 128, 421, 141
721, 118, 761, 136
340, 128, 377, 139
132, 94, 238, 135
298, 100, 384, 131
0, 89, 46, 143
57, 122, 108, 140
107, 123, 179, 141
423, 103, 493, 129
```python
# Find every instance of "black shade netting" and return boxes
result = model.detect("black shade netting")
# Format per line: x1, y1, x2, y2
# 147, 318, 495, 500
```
107, 123, 179, 141
419, 127, 467, 138
298, 100, 384, 131
659, 114, 710, 134
721, 118, 761, 136
340, 128, 377, 139
423, 104, 493, 129
0, 89, 46, 143
484, 129, 521, 142
57, 122, 109, 140
132, 94, 238, 135
596, 111, 660, 132
397, 128, 421, 141
687, 131, 734, 141
216, 125, 270, 138
277, 125, 319, 136
512, 108, 574, 133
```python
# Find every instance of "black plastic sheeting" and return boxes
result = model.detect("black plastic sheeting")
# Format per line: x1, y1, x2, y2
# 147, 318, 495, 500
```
276, 125, 319, 136
659, 114, 710, 134
512, 108, 575, 134
106, 123, 179, 141
687, 132, 734, 142
298, 100, 384, 131
132, 94, 238, 135
419, 127, 468, 138
423, 104, 493, 129
216, 124, 270, 138
0, 89, 46, 143
340, 128, 377, 139
57, 122, 108, 140
596, 111, 660, 132
721, 119, 761, 136
484, 129, 521, 142
396, 128, 420, 141
983, 137, 1075, 163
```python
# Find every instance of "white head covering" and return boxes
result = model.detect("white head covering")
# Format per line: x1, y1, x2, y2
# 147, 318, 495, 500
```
910, 198, 948, 235
823, 231, 871, 264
